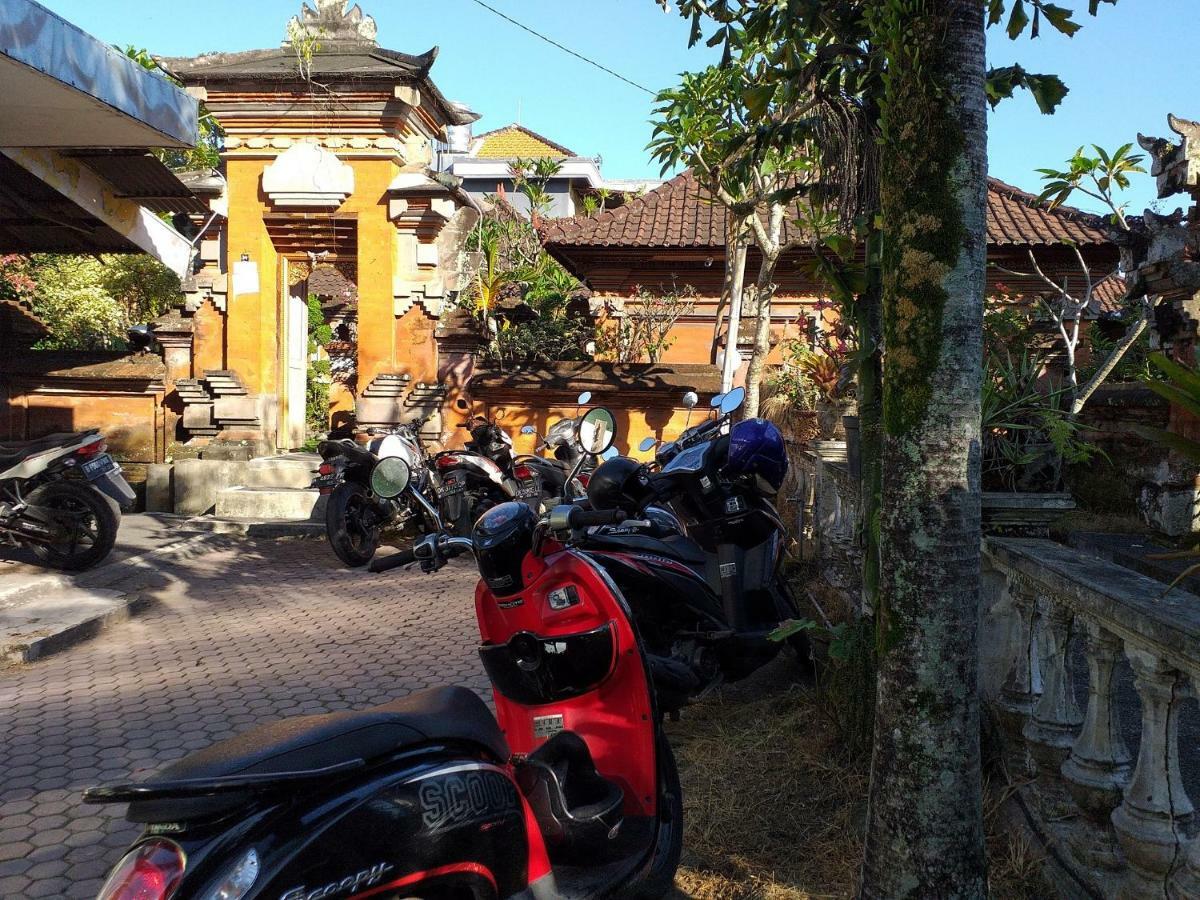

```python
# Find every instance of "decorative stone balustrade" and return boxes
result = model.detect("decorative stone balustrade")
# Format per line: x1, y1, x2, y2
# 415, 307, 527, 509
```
793, 447, 864, 609
984, 538, 1200, 898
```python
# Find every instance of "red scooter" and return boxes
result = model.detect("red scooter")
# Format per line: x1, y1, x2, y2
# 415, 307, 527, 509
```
84, 408, 681, 899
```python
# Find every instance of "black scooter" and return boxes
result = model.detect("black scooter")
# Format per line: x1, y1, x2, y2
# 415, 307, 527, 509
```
84, 413, 681, 900
578, 388, 812, 712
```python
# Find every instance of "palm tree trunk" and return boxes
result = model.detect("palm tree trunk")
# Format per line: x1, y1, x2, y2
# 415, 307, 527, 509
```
861, 1, 988, 896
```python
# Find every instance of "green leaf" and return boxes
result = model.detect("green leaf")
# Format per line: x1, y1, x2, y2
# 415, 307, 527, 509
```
1040, 3, 1082, 36
1132, 425, 1200, 465
1007, 0, 1030, 38
1027, 73, 1070, 113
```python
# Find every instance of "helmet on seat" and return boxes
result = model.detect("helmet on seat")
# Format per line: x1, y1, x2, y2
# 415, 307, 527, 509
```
586, 456, 650, 511
725, 418, 788, 492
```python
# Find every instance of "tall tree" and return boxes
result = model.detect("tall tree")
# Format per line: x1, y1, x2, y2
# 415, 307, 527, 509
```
860, 1, 989, 893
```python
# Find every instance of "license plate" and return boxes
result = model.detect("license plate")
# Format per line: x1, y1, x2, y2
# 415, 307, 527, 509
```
81, 454, 118, 479
311, 474, 340, 489
516, 481, 541, 499
441, 478, 465, 496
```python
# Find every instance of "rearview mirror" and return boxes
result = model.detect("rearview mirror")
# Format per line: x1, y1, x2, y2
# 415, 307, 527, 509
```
638, 436, 657, 452
520, 425, 536, 435
720, 386, 746, 415
576, 407, 616, 456
682, 391, 699, 410
710, 392, 725, 408
577, 391, 592, 406
370, 457, 411, 499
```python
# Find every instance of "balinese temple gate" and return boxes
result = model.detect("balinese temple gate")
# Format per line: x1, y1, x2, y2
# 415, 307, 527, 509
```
156, 0, 479, 452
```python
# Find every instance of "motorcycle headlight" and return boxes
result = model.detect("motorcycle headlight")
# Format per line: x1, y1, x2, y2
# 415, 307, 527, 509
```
370, 457, 411, 499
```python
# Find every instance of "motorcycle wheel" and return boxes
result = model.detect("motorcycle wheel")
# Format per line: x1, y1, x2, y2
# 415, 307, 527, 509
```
325, 482, 381, 568
624, 736, 684, 898
27, 481, 118, 571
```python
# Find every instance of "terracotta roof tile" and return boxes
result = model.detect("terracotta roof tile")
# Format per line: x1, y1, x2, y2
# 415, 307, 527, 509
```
540, 169, 1113, 250
1091, 272, 1130, 317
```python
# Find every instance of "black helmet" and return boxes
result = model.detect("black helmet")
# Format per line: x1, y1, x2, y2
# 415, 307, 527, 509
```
472, 502, 536, 596
587, 456, 650, 512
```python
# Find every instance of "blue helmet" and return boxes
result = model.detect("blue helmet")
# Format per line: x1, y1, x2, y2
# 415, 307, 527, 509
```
725, 418, 788, 491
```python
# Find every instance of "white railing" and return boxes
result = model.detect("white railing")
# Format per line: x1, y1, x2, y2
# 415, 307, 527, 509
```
984, 538, 1200, 898
797, 451, 1200, 897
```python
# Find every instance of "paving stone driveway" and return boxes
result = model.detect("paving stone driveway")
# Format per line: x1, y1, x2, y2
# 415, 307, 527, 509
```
0, 538, 485, 899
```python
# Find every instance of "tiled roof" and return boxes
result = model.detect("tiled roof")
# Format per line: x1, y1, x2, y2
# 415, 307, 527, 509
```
473, 124, 574, 159
540, 169, 1113, 249
1091, 272, 1130, 317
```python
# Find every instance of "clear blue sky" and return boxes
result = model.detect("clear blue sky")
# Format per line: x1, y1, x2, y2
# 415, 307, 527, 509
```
42, 0, 1196, 217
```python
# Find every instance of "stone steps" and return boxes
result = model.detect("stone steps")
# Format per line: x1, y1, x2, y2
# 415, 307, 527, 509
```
215, 486, 326, 520
244, 453, 321, 490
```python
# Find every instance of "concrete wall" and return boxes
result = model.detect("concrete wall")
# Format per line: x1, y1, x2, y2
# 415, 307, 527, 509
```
0, 352, 169, 464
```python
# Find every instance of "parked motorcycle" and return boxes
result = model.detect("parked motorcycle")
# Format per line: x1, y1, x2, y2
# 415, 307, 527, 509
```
514, 392, 600, 504
432, 414, 523, 535
312, 419, 439, 567
576, 387, 812, 712
84, 409, 683, 900
0, 429, 134, 570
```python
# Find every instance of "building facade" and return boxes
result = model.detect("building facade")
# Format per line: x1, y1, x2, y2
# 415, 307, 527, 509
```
156, 0, 480, 452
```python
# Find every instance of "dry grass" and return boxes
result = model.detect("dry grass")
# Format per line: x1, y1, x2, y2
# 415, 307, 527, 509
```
666, 664, 1054, 899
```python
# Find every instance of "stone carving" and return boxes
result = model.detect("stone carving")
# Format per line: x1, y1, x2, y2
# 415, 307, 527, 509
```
1137, 114, 1200, 200
286, 0, 377, 46
262, 141, 354, 209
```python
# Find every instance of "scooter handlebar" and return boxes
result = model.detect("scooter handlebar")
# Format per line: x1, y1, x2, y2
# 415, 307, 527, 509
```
566, 506, 627, 529
368, 549, 417, 573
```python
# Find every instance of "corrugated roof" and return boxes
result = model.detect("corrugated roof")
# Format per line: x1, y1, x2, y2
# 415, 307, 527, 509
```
472, 124, 574, 159
540, 169, 1113, 250
63, 150, 208, 215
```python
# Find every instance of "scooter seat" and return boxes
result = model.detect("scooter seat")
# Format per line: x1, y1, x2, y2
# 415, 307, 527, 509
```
0, 431, 90, 464
126, 686, 508, 823
584, 531, 708, 566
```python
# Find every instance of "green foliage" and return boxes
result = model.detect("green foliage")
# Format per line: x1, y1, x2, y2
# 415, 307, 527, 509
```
306, 294, 331, 437
307, 294, 334, 348
459, 211, 593, 367
1134, 353, 1200, 464
982, 348, 1101, 491
19, 254, 181, 350
1079, 324, 1158, 384
120, 45, 223, 171
1036, 143, 1145, 226
510, 157, 563, 219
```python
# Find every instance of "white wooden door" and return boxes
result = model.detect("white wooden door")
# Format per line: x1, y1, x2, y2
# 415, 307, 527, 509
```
285, 288, 308, 449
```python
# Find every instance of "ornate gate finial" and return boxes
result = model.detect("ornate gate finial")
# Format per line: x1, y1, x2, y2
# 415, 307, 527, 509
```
285, 0, 378, 47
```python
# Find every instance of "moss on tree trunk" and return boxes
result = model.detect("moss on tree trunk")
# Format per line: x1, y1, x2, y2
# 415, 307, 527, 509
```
861, 0, 988, 896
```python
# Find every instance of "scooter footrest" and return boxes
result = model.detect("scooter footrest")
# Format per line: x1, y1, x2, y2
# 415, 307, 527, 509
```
516, 731, 624, 860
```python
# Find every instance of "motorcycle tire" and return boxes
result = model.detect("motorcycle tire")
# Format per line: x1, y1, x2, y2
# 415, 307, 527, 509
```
27, 481, 119, 571
624, 736, 684, 898
325, 482, 381, 568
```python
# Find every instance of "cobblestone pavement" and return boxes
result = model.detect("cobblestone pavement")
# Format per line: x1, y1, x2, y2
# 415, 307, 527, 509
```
0, 538, 484, 899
